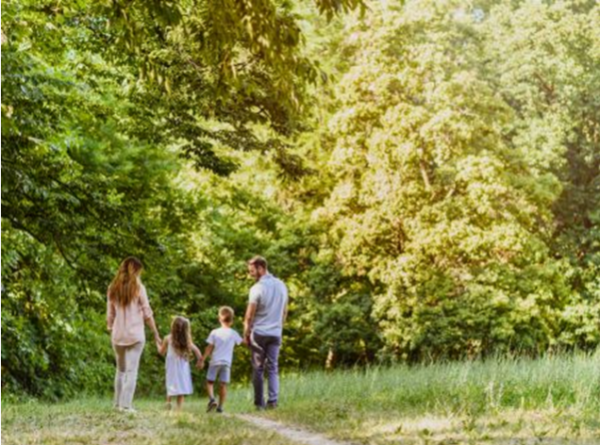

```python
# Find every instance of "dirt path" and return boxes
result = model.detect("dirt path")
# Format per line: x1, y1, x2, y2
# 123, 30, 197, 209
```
235, 414, 357, 445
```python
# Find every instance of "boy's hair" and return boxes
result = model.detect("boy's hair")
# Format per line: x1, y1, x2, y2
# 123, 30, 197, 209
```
247, 255, 267, 270
219, 306, 235, 324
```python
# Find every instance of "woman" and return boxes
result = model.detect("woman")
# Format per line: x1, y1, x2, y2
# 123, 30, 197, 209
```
107, 256, 161, 412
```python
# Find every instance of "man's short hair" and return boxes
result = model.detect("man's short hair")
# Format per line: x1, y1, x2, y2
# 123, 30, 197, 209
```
248, 255, 268, 270
219, 306, 234, 323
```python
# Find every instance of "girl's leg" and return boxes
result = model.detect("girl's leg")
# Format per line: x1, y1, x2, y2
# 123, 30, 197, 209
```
120, 341, 145, 409
218, 383, 227, 408
113, 344, 126, 408
176, 395, 184, 410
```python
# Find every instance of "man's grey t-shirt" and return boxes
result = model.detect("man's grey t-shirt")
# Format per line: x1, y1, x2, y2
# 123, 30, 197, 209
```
249, 273, 288, 337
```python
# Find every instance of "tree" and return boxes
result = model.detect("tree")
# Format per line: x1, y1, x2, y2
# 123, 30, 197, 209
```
481, 0, 600, 348
306, 0, 593, 360
1, 0, 364, 396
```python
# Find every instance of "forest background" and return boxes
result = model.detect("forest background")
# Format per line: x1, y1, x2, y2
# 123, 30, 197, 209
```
2, 0, 599, 400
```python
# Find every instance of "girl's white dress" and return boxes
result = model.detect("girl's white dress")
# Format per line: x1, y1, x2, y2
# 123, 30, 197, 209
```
166, 341, 193, 396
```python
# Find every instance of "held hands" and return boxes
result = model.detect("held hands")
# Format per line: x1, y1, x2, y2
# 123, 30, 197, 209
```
243, 329, 251, 346
196, 357, 205, 370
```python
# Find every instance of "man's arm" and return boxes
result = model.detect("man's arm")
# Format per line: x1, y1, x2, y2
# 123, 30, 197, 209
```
244, 302, 257, 342
282, 284, 289, 326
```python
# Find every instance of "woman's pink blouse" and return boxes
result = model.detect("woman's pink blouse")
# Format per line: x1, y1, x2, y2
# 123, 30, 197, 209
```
107, 284, 153, 346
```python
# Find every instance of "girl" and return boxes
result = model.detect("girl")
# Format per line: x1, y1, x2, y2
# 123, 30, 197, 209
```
107, 257, 162, 413
159, 316, 203, 410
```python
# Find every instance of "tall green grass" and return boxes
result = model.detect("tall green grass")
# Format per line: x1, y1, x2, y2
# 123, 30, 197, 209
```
228, 351, 600, 443
237, 351, 600, 416
3, 352, 599, 444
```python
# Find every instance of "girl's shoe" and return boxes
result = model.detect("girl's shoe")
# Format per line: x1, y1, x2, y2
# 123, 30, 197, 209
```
207, 398, 217, 412
165, 402, 172, 411
216, 406, 224, 413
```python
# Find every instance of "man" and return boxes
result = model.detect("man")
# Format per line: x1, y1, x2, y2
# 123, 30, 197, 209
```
244, 256, 288, 410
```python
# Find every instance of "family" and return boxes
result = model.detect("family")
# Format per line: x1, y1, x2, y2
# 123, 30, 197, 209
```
106, 255, 288, 413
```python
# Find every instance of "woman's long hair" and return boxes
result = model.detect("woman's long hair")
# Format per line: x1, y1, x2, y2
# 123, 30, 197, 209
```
170, 317, 193, 359
108, 257, 143, 307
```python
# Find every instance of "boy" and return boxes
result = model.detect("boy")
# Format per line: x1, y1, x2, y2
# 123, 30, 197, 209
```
200, 306, 243, 413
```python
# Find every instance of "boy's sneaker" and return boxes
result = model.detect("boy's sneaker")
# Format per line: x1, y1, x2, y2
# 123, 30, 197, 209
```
216, 406, 224, 413
207, 398, 218, 413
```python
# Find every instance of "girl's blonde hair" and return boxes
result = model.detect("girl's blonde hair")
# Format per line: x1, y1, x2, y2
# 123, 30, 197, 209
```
170, 316, 193, 359
108, 257, 143, 307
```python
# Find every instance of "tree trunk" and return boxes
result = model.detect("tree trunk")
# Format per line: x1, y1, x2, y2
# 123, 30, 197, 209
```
325, 347, 335, 371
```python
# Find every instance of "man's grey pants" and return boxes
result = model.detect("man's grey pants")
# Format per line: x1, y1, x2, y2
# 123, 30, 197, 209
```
250, 333, 281, 407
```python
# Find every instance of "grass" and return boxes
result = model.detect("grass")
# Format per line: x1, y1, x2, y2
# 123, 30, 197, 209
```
1, 398, 295, 445
235, 351, 600, 444
3, 352, 599, 444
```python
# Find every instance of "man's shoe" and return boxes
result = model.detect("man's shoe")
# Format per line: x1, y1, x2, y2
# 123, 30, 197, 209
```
207, 398, 218, 413
266, 402, 278, 410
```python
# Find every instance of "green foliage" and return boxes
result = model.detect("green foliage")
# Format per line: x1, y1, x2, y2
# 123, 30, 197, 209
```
1, 0, 245, 397
2, 0, 599, 400
1, 0, 364, 398
480, 0, 600, 349
299, 0, 600, 361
